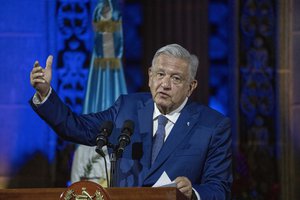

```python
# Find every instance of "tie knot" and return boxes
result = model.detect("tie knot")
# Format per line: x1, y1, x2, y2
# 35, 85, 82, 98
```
157, 115, 168, 126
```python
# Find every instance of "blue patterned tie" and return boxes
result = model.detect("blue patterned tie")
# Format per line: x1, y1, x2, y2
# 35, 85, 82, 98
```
151, 115, 168, 165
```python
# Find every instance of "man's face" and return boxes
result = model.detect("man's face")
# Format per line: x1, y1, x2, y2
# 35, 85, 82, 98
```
148, 54, 197, 114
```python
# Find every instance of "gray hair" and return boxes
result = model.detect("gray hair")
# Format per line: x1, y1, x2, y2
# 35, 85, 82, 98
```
151, 44, 198, 80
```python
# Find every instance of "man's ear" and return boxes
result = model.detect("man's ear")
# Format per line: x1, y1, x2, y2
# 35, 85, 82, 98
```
148, 67, 153, 87
148, 67, 152, 76
187, 80, 198, 97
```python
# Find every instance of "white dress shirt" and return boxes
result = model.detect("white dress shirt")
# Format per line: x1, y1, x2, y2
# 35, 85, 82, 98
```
152, 97, 188, 140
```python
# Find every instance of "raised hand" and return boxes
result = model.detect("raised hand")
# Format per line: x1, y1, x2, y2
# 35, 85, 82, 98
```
30, 55, 53, 100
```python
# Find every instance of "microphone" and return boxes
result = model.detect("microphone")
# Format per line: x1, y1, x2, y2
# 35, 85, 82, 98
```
116, 120, 135, 157
95, 121, 114, 156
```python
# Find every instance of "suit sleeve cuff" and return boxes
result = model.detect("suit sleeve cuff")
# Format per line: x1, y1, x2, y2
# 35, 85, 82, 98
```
192, 188, 201, 200
32, 87, 52, 106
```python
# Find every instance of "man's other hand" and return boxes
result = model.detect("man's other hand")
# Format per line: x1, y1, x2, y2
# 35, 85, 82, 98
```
174, 176, 193, 199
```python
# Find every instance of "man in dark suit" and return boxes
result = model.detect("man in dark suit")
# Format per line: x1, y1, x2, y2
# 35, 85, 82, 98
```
30, 44, 232, 200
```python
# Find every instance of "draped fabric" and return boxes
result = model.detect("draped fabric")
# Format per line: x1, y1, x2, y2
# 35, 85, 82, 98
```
71, 0, 127, 185
83, 0, 127, 113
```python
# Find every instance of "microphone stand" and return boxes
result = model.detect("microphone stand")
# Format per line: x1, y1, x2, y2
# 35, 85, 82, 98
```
96, 143, 122, 188
109, 151, 117, 187
96, 120, 134, 187
107, 143, 118, 187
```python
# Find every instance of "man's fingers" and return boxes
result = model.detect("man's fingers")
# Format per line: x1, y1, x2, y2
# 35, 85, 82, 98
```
46, 55, 53, 70
174, 176, 193, 199
32, 78, 46, 85
176, 181, 190, 192
174, 177, 189, 186
31, 60, 45, 88
31, 57, 51, 95
30, 68, 44, 83
34, 61, 39, 68
32, 77, 45, 82
178, 185, 190, 193
31, 70, 44, 78
31, 65, 43, 74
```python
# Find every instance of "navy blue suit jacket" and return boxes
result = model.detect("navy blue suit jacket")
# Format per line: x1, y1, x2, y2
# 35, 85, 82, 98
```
31, 90, 232, 200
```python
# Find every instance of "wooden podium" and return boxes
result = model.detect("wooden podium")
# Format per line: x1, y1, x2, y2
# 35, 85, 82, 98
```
0, 181, 188, 200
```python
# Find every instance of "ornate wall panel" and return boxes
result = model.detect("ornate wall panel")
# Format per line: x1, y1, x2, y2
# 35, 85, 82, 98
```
234, 0, 279, 199
55, 0, 93, 186
56, 0, 92, 114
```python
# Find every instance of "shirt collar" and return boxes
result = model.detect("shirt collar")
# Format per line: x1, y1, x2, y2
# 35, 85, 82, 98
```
153, 97, 188, 123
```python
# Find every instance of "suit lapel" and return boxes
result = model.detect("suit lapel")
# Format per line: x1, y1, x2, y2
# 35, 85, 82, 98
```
143, 101, 200, 182
137, 98, 154, 173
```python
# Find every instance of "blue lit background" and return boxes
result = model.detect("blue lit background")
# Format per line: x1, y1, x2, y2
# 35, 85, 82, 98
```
0, 0, 229, 187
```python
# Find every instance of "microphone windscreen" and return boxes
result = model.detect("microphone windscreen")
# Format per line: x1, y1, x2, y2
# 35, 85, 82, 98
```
101, 121, 114, 136
122, 120, 135, 135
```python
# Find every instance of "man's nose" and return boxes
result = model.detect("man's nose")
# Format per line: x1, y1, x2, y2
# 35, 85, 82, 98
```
161, 76, 171, 88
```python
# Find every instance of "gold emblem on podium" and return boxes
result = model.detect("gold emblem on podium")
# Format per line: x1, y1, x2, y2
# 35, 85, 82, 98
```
60, 181, 110, 200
